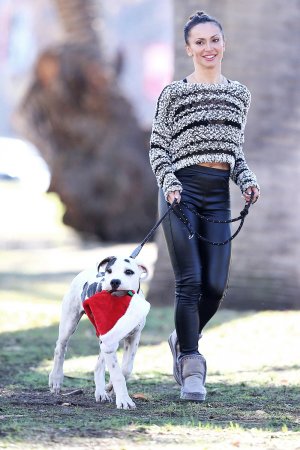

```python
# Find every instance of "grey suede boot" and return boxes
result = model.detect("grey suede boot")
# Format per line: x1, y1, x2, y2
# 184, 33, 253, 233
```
179, 354, 207, 402
168, 330, 203, 386
168, 330, 181, 385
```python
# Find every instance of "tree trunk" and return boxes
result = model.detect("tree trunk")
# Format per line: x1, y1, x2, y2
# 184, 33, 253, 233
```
16, 0, 156, 242
54, 0, 101, 49
148, 0, 300, 309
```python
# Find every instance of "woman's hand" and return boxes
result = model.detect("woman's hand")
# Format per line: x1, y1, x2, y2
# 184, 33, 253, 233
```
243, 187, 260, 204
167, 190, 181, 204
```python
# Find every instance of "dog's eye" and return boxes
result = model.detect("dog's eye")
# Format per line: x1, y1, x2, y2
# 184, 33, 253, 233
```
125, 269, 134, 276
106, 268, 112, 274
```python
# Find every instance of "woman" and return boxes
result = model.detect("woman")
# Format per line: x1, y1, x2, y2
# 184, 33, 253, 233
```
149, 11, 260, 402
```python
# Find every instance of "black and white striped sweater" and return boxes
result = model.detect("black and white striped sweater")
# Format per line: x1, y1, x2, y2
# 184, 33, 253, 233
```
149, 79, 259, 200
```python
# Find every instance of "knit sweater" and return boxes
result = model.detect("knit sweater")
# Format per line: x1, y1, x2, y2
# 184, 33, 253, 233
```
149, 79, 259, 200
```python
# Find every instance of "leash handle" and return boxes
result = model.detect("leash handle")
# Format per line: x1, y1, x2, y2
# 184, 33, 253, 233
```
175, 192, 254, 246
180, 191, 254, 225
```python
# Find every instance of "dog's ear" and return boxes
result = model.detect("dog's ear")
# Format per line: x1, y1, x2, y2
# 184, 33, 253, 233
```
138, 264, 148, 279
97, 256, 116, 272
129, 256, 148, 279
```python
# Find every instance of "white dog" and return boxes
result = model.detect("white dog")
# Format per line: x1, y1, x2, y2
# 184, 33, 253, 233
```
49, 255, 150, 409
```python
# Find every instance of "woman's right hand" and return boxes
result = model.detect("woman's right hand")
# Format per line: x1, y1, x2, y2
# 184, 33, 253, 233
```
167, 190, 181, 204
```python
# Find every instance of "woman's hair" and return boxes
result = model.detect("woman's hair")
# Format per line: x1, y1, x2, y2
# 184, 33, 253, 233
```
184, 11, 224, 44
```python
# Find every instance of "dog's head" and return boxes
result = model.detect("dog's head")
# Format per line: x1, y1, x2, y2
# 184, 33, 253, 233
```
97, 256, 148, 294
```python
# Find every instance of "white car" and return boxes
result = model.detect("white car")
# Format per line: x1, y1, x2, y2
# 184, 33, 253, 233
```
0, 137, 50, 192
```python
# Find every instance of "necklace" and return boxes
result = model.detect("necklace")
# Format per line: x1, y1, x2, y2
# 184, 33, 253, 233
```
191, 73, 227, 85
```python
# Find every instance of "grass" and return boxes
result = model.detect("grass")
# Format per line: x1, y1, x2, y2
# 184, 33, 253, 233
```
0, 181, 300, 449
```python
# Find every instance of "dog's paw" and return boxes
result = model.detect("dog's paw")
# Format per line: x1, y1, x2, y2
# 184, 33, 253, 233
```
49, 372, 63, 394
105, 382, 114, 396
95, 389, 113, 403
116, 395, 136, 410
50, 384, 61, 395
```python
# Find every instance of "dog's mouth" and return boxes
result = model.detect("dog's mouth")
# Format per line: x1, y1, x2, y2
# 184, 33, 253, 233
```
109, 289, 128, 297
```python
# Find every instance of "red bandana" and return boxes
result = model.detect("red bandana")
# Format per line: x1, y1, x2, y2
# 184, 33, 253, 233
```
83, 290, 134, 337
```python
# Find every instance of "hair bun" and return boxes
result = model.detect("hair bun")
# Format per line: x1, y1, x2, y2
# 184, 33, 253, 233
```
189, 11, 207, 20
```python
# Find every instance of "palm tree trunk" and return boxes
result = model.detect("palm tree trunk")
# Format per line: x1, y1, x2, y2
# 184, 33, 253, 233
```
54, 0, 101, 49
16, 0, 156, 241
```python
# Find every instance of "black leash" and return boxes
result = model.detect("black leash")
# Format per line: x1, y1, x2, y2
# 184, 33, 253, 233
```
130, 201, 177, 258
130, 193, 254, 258
173, 193, 253, 246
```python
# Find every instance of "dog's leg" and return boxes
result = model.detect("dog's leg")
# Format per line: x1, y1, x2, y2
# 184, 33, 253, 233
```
49, 299, 83, 394
122, 322, 144, 380
103, 351, 136, 409
94, 345, 112, 403
104, 321, 145, 401
105, 378, 114, 396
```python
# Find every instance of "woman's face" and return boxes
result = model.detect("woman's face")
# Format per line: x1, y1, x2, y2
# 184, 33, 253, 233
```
186, 22, 225, 69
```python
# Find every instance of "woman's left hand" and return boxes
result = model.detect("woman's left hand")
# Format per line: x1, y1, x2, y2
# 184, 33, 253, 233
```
243, 187, 260, 204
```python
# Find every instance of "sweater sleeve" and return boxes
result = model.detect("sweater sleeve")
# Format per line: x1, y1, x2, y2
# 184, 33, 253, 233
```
149, 86, 183, 200
231, 90, 260, 193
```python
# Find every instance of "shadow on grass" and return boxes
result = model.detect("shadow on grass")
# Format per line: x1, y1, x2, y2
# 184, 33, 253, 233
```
0, 375, 299, 447
0, 271, 78, 301
0, 301, 257, 403
0, 321, 99, 385
1, 310, 300, 446
1, 271, 78, 284
0, 306, 254, 384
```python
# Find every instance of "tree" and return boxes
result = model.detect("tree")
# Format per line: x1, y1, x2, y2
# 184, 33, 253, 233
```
148, 0, 300, 309
16, 0, 156, 241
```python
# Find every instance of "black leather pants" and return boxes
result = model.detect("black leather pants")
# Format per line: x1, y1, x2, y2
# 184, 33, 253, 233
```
159, 165, 231, 354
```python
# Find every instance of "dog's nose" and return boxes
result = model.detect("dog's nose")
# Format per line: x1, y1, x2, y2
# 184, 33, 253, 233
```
110, 279, 121, 290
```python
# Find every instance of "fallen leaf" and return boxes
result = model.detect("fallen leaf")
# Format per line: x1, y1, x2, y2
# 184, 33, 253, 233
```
132, 393, 149, 401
